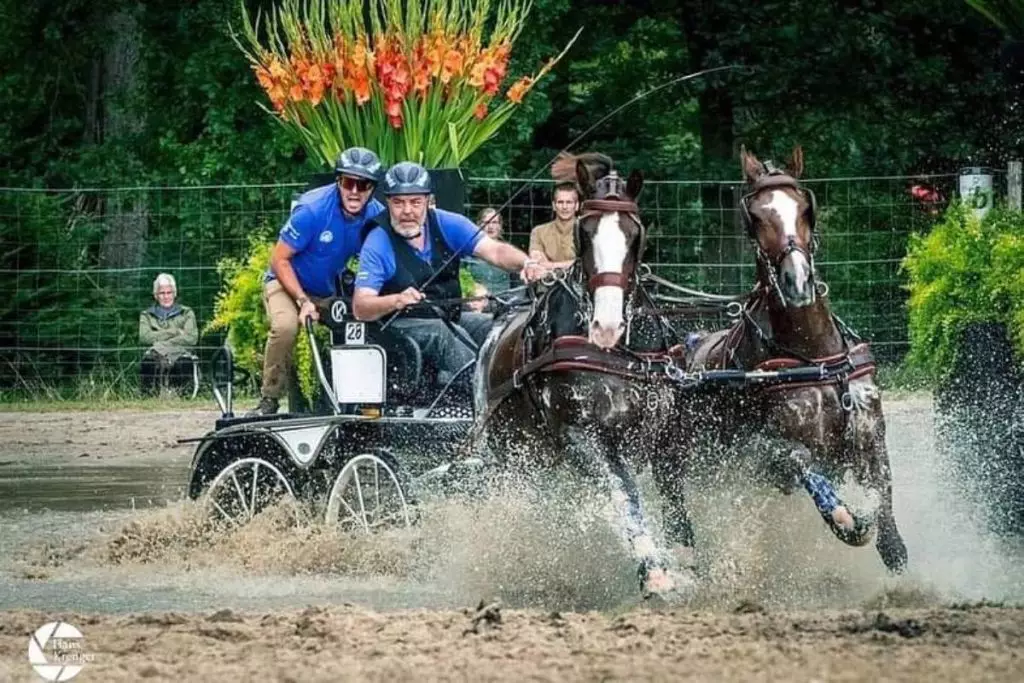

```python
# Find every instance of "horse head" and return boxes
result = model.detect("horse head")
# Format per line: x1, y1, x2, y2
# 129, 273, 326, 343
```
552, 152, 647, 349
740, 146, 819, 308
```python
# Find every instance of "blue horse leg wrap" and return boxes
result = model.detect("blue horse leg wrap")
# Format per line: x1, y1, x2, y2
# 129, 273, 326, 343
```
802, 471, 842, 516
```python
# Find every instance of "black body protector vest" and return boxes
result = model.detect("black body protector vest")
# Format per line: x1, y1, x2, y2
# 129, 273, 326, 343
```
378, 209, 463, 322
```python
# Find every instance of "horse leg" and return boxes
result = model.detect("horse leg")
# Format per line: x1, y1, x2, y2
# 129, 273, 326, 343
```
846, 383, 908, 573
751, 434, 876, 547
650, 439, 697, 567
871, 450, 908, 573
562, 426, 695, 600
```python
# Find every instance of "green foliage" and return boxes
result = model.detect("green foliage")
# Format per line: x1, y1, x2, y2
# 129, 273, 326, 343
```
204, 236, 333, 406
293, 322, 331, 407
204, 237, 273, 379
903, 204, 1024, 378
0, 192, 140, 387
459, 266, 477, 297
966, 0, 1024, 38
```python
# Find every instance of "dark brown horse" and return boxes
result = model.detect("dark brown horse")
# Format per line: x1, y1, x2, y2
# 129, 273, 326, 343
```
652, 146, 908, 574
472, 153, 696, 600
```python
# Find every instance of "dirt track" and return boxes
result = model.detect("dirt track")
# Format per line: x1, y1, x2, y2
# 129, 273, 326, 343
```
1, 396, 1023, 681
1, 604, 1022, 682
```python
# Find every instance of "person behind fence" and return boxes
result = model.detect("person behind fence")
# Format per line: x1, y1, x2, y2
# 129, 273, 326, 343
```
352, 162, 547, 391
463, 207, 512, 312
139, 273, 198, 395
528, 181, 579, 269
250, 147, 385, 416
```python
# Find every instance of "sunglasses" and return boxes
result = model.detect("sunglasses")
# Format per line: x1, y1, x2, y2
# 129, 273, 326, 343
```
340, 176, 374, 192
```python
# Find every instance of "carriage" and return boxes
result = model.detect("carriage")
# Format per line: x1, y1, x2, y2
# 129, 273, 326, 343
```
184, 294, 492, 532
183, 148, 908, 600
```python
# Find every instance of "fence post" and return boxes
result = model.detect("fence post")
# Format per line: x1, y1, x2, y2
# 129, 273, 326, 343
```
1008, 160, 1022, 210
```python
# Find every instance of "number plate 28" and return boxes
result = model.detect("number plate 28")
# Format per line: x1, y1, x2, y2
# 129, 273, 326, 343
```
344, 322, 365, 345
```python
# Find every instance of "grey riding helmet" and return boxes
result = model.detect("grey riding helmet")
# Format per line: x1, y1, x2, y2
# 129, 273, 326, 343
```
381, 162, 432, 196
335, 147, 383, 182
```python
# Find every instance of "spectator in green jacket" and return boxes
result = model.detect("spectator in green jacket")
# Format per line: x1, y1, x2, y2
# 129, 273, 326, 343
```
139, 273, 199, 396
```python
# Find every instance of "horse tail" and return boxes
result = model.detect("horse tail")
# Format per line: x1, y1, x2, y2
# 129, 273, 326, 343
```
551, 151, 614, 184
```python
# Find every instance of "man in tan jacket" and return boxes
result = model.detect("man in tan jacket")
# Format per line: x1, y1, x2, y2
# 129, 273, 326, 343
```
528, 182, 579, 269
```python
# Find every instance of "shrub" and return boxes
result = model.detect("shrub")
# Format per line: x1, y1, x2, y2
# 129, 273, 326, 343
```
902, 202, 1024, 379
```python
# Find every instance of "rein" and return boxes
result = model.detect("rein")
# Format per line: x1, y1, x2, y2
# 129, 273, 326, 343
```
379, 64, 744, 331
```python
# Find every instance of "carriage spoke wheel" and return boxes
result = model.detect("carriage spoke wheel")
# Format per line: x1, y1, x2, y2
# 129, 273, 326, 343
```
203, 457, 297, 526
325, 453, 411, 533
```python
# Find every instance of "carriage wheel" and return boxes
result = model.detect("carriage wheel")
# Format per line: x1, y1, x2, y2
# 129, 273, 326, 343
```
324, 453, 411, 533
203, 457, 298, 526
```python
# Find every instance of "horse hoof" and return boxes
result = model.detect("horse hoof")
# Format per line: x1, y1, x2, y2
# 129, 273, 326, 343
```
826, 506, 876, 547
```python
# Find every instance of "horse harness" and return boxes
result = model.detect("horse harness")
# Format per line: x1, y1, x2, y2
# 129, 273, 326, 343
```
487, 165, 874, 436
740, 165, 820, 309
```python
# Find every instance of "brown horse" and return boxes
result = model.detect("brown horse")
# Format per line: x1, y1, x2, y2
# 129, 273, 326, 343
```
652, 146, 909, 574
472, 153, 696, 600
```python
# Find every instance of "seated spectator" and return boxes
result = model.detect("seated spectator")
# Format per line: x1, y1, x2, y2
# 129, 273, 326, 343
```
464, 208, 512, 311
139, 273, 199, 396
528, 182, 579, 269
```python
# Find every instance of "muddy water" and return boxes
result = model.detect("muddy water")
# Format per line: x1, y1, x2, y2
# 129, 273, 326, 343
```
0, 464, 185, 512
0, 396, 1022, 619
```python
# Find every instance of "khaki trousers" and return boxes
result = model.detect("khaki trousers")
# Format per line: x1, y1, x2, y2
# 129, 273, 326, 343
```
260, 279, 324, 399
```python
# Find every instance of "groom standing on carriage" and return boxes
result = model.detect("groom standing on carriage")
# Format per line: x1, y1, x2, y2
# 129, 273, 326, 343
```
352, 161, 549, 389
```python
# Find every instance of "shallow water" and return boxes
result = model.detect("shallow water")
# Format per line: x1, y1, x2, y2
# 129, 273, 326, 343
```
1, 396, 1022, 616
0, 464, 185, 513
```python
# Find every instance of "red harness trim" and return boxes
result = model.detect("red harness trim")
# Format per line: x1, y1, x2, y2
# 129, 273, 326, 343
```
754, 342, 876, 394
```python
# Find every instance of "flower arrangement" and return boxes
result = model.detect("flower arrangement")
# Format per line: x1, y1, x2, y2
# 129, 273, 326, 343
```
234, 0, 579, 167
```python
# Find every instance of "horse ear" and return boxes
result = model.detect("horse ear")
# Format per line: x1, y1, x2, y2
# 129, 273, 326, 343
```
626, 169, 644, 200
787, 145, 805, 178
576, 159, 595, 198
741, 145, 763, 185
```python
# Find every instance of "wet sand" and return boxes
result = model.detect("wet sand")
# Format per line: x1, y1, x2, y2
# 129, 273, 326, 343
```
1, 604, 1021, 682
1, 396, 1023, 681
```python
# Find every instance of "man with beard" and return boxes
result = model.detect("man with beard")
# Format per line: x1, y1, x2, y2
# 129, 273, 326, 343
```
353, 162, 547, 391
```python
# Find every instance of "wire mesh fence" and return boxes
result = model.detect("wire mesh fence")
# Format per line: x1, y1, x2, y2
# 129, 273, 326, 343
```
0, 172, 952, 397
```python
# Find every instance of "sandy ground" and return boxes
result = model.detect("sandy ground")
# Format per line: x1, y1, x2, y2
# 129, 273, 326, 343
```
0, 408, 219, 468
2, 395, 1024, 681
1, 604, 1022, 682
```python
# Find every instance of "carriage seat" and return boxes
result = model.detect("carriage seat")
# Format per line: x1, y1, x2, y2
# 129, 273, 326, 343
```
318, 296, 436, 405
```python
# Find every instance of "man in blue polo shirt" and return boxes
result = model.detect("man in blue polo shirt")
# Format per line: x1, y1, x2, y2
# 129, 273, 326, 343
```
250, 147, 385, 416
353, 162, 546, 389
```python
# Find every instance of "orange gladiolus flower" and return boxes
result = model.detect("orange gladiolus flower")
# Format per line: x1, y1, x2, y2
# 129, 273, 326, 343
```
352, 74, 371, 104
440, 43, 464, 84
474, 102, 487, 120
268, 58, 288, 81
255, 66, 274, 92
308, 81, 325, 106
506, 76, 531, 104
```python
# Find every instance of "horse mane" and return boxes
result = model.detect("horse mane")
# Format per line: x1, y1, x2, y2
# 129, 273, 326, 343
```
551, 152, 614, 184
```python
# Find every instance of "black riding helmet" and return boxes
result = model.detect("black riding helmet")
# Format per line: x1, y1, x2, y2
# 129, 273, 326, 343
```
335, 147, 383, 182
382, 162, 432, 196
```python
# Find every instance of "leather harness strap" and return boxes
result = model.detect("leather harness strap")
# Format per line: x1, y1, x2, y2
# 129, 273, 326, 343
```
589, 272, 630, 289
487, 335, 685, 407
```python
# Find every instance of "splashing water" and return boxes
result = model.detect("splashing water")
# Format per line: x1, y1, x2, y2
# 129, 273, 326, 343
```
2, 394, 1021, 614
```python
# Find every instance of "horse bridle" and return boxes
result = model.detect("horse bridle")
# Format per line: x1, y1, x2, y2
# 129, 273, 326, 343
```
739, 167, 820, 307
577, 170, 647, 293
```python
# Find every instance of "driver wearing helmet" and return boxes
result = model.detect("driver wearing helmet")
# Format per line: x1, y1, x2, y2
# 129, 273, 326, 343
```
249, 147, 385, 416
353, 161, 547, 389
